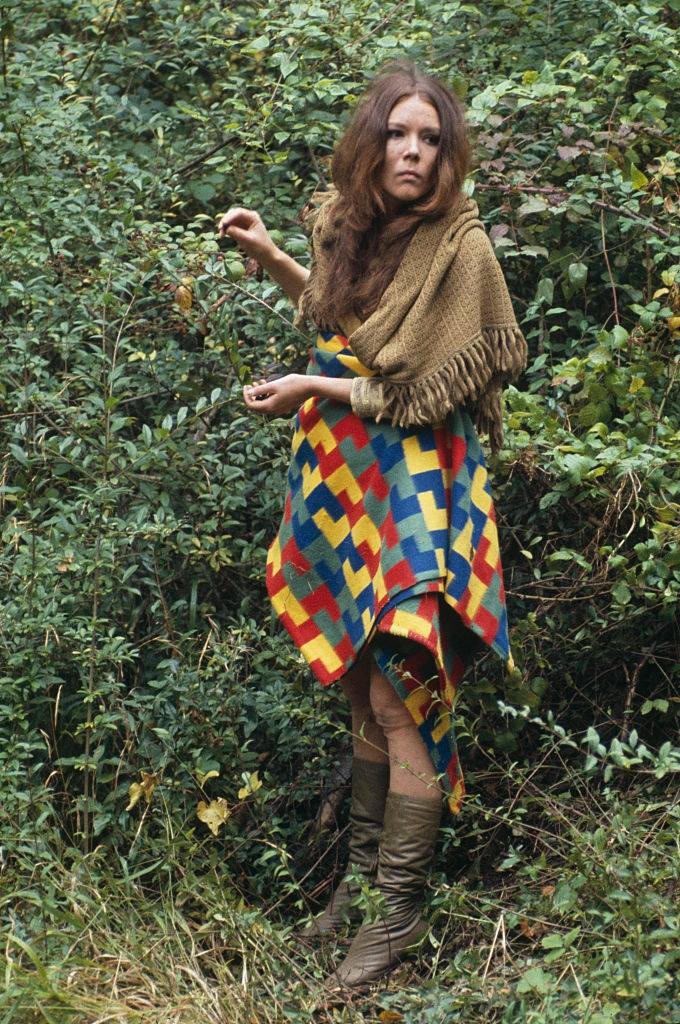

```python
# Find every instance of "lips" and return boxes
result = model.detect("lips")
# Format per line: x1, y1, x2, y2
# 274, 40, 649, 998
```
398, 171, 421, 181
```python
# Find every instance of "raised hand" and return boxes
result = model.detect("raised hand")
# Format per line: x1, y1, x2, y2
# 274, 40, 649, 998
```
217, 208, 275, 263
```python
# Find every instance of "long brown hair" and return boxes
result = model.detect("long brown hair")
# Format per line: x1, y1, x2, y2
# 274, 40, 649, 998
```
317, 61, 471, 326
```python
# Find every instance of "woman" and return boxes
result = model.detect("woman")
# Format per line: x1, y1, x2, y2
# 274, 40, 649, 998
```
218, 61, 527, 989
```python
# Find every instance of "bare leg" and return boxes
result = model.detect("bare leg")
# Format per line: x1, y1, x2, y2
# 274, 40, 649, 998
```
339, 649, 389, 764
369, 661, 441, 801
298, 650, 389, 939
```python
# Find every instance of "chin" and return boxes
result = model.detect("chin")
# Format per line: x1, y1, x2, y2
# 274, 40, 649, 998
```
387, 184, 426, 203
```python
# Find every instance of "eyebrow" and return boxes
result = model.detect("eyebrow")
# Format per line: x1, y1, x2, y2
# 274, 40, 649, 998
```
388, 121, 440, 133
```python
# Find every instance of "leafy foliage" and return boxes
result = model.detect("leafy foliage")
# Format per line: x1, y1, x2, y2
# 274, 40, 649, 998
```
1, 0, 679, 1020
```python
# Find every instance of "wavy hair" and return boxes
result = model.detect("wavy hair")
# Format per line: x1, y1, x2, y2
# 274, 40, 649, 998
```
316, 61, 471, 325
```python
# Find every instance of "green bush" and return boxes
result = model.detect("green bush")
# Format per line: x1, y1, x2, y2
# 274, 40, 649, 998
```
1, 0, 678, 1020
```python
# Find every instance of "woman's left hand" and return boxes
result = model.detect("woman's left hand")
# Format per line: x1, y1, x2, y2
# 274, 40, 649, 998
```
243, 374, 311, 416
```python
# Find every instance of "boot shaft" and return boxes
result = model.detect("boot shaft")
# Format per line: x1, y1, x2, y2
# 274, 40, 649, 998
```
375, 791, 443, 896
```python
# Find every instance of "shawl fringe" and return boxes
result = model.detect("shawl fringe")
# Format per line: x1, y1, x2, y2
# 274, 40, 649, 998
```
376, 325, 527, 453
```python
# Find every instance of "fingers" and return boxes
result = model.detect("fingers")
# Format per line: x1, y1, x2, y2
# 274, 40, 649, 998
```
243, 380, 273, 406
217, 207, 256, 236
242, 374, 302, 416
243, 380, 295, 416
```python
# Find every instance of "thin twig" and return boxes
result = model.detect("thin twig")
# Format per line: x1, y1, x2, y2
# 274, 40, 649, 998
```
176, 136, 237, 178
473, 182, 671, 239
75, 0, 122, 86
481, 912, 505, 982
618, 649, 653, 743
600, 206, 620, 326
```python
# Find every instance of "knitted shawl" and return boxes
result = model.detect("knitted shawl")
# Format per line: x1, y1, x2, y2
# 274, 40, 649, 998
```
295, 188, 528, 452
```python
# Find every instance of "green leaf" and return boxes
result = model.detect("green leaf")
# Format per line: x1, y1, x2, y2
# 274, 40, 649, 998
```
189, 182, 216, 203
535, 278, 554, 305
246, 34, 270, 52
9, 444, 28, 465
612, 582, 632, 605
518, 196, 550, 218
517, 966, 554, 995
568, 261, 588, 288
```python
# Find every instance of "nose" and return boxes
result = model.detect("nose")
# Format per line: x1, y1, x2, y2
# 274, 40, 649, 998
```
403, 134, 421, 159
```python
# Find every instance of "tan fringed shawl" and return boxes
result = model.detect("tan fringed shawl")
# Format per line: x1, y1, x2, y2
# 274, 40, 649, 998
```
295, 188, 528, 452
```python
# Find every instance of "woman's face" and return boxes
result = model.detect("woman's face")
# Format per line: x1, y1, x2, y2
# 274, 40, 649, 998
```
380, 94, 441, 206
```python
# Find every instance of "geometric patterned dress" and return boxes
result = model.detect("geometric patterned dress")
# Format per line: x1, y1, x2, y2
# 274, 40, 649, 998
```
266, 331, 514, 813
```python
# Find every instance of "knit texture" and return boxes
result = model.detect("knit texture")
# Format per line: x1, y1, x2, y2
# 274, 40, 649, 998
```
296, 187, 528, 452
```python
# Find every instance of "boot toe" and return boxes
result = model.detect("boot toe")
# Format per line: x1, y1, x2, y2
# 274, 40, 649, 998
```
324, 915, 427, 989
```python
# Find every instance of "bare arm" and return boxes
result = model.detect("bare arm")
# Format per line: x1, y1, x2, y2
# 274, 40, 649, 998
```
261, 245, 310, 305
217, 207, 309, 304
243, 374, 352, 416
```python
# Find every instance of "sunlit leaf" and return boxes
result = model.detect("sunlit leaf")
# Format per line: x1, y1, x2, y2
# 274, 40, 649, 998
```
238, 771, 263, 800
175, 284, 192, 310
629, 163, 649, 190
126, 771, 159, 811
197, 798, 230, 835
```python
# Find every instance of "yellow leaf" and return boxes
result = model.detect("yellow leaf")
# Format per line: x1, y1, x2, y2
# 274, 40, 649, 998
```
652, 288, 669, 299
196, 769, 220, 787
522, 70, 538, 85
629, 163, 649, 190
126, 771, 159, 811
197, 798, 230, 836
628, 377, 645, 393
238, 771, 263, 800
126, 783, 143, 811
379, 1013, 404, 1023
175, 285, 192, 311
667, 316, 680, 331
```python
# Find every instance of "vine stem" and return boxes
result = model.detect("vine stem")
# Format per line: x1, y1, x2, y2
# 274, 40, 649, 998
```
599, 207, 620, 328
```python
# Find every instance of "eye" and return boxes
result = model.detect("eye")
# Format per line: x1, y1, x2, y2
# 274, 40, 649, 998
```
386, 128, 403, 139
423, 133, 440, 146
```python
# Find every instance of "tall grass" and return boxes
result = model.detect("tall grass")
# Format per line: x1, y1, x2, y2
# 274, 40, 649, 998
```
3, 710, 678, 1024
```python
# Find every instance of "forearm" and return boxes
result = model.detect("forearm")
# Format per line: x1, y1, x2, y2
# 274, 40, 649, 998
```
307, 375, 387, 417
244, 373, 382, 417
305, 375, 353, 404
259, 246, 310, 305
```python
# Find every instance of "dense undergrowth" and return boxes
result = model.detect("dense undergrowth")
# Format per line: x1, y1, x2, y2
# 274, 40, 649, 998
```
1, 0, 679, 1020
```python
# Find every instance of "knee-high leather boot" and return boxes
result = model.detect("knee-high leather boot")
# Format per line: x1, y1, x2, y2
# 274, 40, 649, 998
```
325, 791, 442, 987
298, 758, 390, 939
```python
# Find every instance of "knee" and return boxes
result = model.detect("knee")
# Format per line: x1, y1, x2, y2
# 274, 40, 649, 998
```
369, 669, 412, 735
